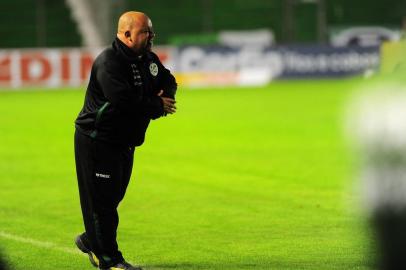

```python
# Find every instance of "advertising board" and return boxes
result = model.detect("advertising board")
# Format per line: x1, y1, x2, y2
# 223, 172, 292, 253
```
0, 45, 380, 89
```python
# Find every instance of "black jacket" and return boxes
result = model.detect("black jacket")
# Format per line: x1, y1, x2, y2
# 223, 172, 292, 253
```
75, 38, 177, 147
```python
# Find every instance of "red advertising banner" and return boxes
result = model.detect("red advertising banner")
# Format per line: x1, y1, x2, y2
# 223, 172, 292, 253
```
0, 47, 174, 89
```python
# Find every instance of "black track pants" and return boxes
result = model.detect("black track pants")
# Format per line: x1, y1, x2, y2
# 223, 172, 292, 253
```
74, 130, 134, 268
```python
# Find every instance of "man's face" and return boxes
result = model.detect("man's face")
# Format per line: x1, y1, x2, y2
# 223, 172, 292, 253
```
129, 18, 155, 54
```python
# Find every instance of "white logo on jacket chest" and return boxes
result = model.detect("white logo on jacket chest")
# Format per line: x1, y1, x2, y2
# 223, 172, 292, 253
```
149, 63, 158, 76
131, 64, 142, 86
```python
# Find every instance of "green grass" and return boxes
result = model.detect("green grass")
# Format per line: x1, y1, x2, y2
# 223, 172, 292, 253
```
0, 80, 372, 270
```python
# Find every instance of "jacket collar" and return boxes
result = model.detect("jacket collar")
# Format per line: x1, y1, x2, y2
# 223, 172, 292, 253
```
112, 37, 142, 63
112, 38, 154, 63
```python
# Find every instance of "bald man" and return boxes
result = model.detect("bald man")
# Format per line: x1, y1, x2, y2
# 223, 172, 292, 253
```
74, 11, 177, 270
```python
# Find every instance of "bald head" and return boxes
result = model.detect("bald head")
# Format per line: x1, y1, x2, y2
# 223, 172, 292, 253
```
117, 11, 147, 34
116, 11, 155, 54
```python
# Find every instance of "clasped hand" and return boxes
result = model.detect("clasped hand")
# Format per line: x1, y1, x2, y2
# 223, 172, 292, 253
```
158, 90, 176, 114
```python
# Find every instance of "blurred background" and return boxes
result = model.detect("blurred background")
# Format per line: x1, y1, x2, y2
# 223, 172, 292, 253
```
0, 0, 405, 47
0, 0, 405, 88
0, 0, 406, 88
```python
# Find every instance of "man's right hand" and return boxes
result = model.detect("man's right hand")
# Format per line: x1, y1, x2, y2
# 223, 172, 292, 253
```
158, 90, 176, 114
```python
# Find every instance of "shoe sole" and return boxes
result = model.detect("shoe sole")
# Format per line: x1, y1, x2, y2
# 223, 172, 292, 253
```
75, 235, 99, 268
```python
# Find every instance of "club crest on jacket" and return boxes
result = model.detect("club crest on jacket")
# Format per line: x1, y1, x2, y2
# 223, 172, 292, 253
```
149, 63, 158, 76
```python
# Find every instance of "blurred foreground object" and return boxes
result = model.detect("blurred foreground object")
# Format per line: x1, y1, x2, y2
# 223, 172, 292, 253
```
349, 81, 406, 270
348, 40, 406, 269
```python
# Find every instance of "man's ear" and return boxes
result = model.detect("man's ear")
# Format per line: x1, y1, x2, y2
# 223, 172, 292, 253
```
125, 31, 131, 40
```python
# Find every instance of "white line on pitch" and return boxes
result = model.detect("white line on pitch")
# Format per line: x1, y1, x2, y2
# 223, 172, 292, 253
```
0, 231, 85, 256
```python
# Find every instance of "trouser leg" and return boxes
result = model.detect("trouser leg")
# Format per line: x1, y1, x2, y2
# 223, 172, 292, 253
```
74, 130, 134, 268
117, 146, 134, 203
74, 131, 101, 257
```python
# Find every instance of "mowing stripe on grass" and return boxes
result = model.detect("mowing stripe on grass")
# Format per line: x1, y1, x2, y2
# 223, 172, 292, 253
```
0, 231, 84, 256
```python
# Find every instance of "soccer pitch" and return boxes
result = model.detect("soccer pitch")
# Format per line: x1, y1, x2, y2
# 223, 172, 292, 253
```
0, 80, 371, 270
